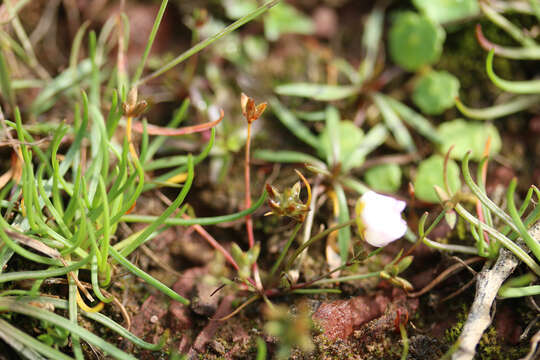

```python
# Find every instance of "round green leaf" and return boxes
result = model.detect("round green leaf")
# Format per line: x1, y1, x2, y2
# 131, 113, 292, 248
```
414, 154, 461, 203
319, 121, 364, 165
389, 11, 445, 71
412, 70, 460, 115
412, 0, 479, 24
437, 119, 502, 161
364, 164, 402, 193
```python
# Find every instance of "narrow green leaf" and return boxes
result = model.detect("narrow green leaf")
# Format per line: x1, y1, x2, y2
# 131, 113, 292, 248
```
455, 95, 540, 119
275, 83, 359, 101
269, 98, 320, 149
334, 183, 351, 263
486, 50, 540, 93
384, 95, 442, 144
372, 93, 416, 152
253, 149, 326, 169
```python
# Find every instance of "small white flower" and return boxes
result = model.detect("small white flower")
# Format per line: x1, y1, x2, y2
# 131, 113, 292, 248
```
355, 191, 407, 247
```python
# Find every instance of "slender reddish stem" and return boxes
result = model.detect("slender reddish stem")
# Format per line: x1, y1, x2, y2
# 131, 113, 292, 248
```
476, 24, 497, 52
181, 215, 240, 272
131, 109, 224, 135
244, 122, 264, 290
245, 123, 255, 248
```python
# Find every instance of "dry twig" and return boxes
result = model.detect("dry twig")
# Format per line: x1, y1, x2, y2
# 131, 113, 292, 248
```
452, 222, 540, 360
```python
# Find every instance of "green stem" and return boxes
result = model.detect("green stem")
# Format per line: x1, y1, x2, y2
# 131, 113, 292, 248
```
119, 155, 194, 257
506, 179, 540, 261
0, 318, 74, 360
97, 177, 111, 272
109, 248, 189, 305
269, 222, 303, 277
0, 221, 62, 266
455, 95, 540, 120
120, 189, 267, 226
284, 219, 356, 272
480, 2, 536, 47
0, 255, 91, 283
455, 203, 540, 276
334, 183, 351, 263
131, 0, 169, 84
462, 152, 520, 234
290, 288, 342, 294
422, 237, 479, 255
32, 296, 166, 351
311, 271, 381, 285
0, 298, 136, 360
68, 273, 84, 360
486, 50, 540, 93
91, 255, 113, 303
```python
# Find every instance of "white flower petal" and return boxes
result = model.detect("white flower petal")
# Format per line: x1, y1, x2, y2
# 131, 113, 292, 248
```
358, 191, 407, 247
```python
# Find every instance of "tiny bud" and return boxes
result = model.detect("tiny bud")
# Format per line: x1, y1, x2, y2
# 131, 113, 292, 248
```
390, 276, 414, 292
395, 256, 414, 274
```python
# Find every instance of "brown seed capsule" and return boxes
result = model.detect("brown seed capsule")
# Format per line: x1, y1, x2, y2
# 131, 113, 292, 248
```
240, 93, 267, 124
122, 88, 148, 117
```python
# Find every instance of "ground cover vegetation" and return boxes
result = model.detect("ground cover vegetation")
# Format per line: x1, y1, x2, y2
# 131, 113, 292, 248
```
0, 0, 539, 358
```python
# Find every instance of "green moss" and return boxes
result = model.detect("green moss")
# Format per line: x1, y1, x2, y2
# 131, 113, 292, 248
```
443, 304, 469, 344
443, 304, 529, 359
479, 327, 502, 360
437, 21, 523, 107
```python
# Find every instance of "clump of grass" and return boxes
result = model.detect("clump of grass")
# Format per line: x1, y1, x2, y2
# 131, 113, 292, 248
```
0, 0, 278, 358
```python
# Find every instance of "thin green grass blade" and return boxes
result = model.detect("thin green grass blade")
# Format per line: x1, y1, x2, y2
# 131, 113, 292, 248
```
358, 6, 384, 81
334, 183, 351, 263
253, 149, 326, 169
481, 2, 537, 47
120, 189, 267, 226
325, 106, 341, 166
507, 179, 540, 261
109, 248, 189, 305
137, 0, 279, 85
383, 95, 442, 143
119, 155, 194, 257
132, 0, 169, 84
68, 274, 84, 360
0, 254, 90, 283
372, 93, 416, 152
342, 124, 388, 172
0, 318, 73, 360
0, 298, 136, 360
455, 95, 540, 119
486, 50, 540, 93
0, 49, 15, 107
269, 97, 320, 149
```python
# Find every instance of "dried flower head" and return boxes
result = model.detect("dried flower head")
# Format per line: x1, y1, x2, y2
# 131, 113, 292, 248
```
122, 88, 148, 117
241, 93, 267, 124
265, 170, 311, 222
355, 191, 407, 247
